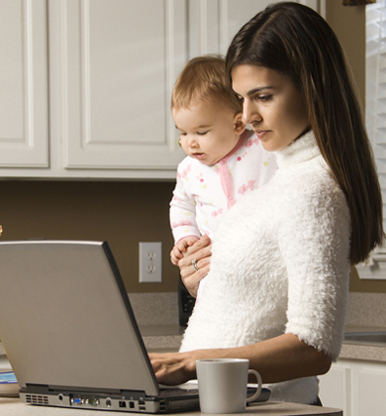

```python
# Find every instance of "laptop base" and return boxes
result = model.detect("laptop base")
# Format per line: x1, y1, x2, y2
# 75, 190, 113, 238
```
20, 385, 200, 414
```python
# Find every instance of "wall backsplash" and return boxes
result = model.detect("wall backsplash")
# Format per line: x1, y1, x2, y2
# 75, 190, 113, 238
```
346, 292, 386, 328
0, 180, 180, 293
1, 180, 386, 294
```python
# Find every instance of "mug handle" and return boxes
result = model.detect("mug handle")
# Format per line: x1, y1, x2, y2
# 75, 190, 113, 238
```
246, 369, 262, 403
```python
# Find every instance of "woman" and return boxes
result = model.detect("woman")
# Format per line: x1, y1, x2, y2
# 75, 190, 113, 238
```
151, 2, 384, 404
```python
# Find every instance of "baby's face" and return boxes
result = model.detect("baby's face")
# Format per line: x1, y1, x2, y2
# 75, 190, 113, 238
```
173, 101, 243, 166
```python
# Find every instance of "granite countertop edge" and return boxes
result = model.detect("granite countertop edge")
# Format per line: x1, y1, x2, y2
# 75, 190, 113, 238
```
141, 324, 386, 363
1, 325, 386, 362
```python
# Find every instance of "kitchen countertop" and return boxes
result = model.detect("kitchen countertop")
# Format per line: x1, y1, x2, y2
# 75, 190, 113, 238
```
136, 292, 386, 363
0, 398, 342, 415
2, 323, 386, 361
2, 291, 386, 360
338, 325, 386, 363
140, 325, 185, 352
139, 324, 386, 363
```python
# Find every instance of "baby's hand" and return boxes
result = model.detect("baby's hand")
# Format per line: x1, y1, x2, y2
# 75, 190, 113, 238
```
170, 237, 199, 266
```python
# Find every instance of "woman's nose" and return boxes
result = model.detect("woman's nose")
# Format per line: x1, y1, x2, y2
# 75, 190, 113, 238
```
242, 100, 261, 126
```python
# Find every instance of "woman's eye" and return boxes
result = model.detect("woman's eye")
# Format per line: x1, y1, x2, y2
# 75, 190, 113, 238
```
256, 94, 272, 102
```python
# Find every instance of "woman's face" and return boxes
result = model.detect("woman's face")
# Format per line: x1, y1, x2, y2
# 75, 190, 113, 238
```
231, 65, 310, 152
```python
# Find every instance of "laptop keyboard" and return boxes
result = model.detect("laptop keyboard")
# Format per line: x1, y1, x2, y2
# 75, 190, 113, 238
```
159, 387, 198, 397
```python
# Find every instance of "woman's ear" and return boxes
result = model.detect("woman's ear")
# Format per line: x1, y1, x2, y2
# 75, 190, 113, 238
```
234, 113, 246, 135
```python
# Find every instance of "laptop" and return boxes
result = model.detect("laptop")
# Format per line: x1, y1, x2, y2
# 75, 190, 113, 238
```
0, 240, 201, 413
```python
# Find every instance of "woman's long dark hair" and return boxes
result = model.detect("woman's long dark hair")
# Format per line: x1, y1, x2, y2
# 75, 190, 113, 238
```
226, 2, 384, 264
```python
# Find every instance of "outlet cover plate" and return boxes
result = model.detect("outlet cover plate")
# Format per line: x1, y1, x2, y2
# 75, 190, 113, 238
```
139, 242, 162, 283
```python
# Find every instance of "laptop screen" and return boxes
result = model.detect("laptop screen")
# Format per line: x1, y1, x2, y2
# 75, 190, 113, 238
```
0, 240, 159, 397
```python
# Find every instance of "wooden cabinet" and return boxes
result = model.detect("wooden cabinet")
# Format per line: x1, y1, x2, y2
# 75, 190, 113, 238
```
319, 358, 386, 416
0, 0, 322, 179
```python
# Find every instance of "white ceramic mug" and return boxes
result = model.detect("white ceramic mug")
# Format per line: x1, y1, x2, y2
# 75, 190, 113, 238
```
196, 358, 262, 414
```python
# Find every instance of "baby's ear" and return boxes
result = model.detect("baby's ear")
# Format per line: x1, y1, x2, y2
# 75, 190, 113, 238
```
234, 113, 246, 135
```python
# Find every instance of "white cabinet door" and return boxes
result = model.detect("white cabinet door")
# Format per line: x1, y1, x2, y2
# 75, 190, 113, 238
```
188, 0, 323, 58
354, 362, 386, 416
0, 0, 49, 168
319, 361, 351, 415
319, 359, 386, 416
52, 0, 186, 172
0, 0, 324, 178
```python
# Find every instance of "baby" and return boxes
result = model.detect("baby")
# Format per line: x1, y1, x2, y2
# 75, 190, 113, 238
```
170, 56, 277, 298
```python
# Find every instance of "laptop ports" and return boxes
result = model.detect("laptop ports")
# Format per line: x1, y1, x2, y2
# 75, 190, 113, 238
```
70, 396, 100, 407
87, 398, 99, 406
71, 397, 84, 405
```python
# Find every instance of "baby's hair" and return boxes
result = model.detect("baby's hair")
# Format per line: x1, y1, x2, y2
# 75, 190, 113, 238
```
172, 55, 242, 114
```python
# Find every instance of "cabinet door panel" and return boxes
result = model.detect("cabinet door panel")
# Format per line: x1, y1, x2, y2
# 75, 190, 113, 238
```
356, 366, 386, 416
59, 0, 186, 170
319, 363, 350, 415
0, 0, 49, 168
188, 0, 322, 58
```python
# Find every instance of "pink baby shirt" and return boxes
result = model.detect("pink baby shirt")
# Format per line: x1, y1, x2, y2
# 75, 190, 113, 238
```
170, 129, 277, 243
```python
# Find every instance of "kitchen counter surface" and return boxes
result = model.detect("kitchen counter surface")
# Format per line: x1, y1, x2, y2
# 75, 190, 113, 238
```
2, 324, 386, 361
139, 325, 184, 352
340, 341, 386, 362
139, 324, 386, 363
339, 325, 386, 363
0, 398, 342, 415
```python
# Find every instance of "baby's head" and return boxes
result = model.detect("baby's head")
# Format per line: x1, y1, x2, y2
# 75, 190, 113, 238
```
172, 55, 242, 114
172, 56, 245, 166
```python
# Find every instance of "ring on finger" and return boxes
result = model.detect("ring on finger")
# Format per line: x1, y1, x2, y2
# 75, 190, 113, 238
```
192, 258, 199, 272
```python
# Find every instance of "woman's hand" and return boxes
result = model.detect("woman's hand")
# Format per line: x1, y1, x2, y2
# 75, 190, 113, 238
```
178, 235, 212, 297
149, 351, 198, 386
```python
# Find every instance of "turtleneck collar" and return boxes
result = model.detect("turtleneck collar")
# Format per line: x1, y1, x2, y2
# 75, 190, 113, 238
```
275, 130, 321, 168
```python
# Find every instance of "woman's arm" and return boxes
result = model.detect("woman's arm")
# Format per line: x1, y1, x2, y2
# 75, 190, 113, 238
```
177, 235, 212, 297
149, 333, 332, 386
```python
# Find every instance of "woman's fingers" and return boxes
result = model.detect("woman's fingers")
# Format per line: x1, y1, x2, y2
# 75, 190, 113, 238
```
179, 243, 212, 269
177, 235, 212, 297
180, 264, 210, 297
149, 352, 196, 385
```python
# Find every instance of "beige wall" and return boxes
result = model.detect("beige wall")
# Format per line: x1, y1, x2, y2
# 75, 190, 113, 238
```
326, 1, 366, 108
1, 2, 385, 293
0, 180, 179, 293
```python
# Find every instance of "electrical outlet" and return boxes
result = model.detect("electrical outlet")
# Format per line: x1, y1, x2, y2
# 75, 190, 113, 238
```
139, 242, 162, 283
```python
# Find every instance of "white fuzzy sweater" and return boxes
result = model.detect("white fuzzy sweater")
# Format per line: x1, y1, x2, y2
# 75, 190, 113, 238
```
179, 131, 351, 404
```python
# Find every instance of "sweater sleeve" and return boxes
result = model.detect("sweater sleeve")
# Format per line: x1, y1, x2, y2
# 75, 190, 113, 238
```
278, 173, 351, 360
170, 163, 201, 243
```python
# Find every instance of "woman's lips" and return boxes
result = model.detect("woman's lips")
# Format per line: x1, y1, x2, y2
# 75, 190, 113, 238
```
254, 130, 271, 140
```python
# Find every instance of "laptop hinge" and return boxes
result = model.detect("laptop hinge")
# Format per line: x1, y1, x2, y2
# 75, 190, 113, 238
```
25, 384, 147, 400
47, 385, 122, 395
24, 384, 51, 394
